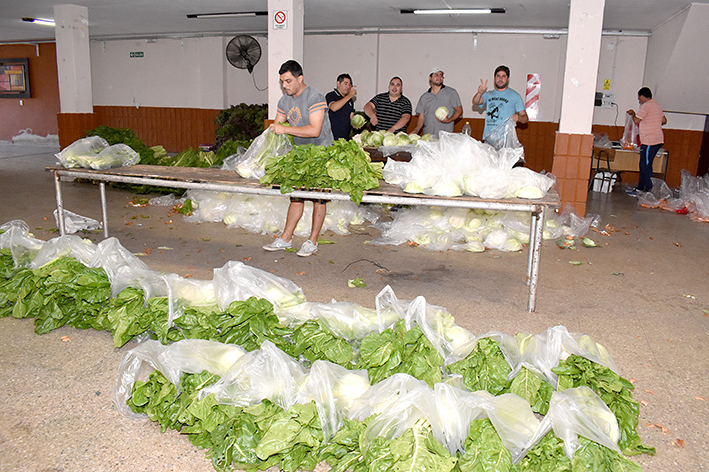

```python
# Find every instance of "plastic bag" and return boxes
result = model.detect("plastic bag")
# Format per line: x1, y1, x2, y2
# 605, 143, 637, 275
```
593, 133, 612, 149
379, 144, 417, 158
560, 205, 598, 238
53, 209, 102, 234
485, 117, 523, 152
518, 387, 621, 462
148, 194, 184, 207
89, 237, 167, 299
113, 338, 247, 419
234, 129, 293, 179
303, 361, 370, 440
213, 260, 306, 313
220, 147, 248, 170
503, 326, 617, 389
28, 235, 97, 268
12, 128, 59, 146
56, 136, 109, 168
278, 300, 382, 341
637, 178, 673, 208
349, 373, 429, 421
56, 138, 138, 169
360, 378, 437, 445
89, 143, 140, 169
199, 340, 308, 411
0, 220, 45, 268
482, 392, 541, 462
621, 114, 639, 150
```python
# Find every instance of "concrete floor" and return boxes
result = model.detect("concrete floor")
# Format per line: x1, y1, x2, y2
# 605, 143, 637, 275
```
0, 143, 707, 471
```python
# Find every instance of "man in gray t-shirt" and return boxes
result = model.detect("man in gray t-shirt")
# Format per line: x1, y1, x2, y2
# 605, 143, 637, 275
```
263, 60, 333, 257
412, 67, 463, 137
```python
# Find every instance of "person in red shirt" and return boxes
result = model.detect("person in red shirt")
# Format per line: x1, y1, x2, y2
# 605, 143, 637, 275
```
626, 87, 667, 194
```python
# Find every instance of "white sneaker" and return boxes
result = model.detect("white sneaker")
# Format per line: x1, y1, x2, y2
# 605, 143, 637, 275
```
263, 237, 292, 252
297, 240, 318, 257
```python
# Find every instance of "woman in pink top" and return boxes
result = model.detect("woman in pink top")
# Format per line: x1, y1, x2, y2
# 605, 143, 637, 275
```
626, 87, 667, 193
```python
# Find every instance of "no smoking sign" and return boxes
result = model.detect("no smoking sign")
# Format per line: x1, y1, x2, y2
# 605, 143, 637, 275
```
273, 10, 288, 30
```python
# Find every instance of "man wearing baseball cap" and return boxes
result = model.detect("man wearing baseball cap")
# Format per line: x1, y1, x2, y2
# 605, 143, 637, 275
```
411, 67, 463, 137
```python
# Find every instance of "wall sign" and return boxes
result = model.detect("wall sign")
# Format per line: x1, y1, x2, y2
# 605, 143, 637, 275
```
273, 10, 287, 30
130, 52, 144, 58
0, 57, 30, 99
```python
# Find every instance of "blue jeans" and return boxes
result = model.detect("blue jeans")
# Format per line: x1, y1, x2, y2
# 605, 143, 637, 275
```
637, 143, 663, 192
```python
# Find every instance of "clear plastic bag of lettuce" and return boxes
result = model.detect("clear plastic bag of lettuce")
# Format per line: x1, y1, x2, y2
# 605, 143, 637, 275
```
213, 260, 306, 313
113, 338, 248, 419
518, 387, 622, 462
301, 361, 370, 440
485, 117, 523, 152
56, 137, 139, 169
199, 340, 308, 411
0, 220, 46, 268
234, 128, 293, 179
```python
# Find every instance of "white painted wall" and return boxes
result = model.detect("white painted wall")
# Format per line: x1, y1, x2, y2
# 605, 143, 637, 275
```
88, 30, 699, 131
593, 35, 647, 128
650, 3, 709, 116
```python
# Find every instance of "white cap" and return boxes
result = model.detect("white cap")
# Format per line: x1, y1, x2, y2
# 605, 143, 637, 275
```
429, 67, 443, 76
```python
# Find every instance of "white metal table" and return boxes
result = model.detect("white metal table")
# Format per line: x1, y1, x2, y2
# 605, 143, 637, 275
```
47, 165, 559, 312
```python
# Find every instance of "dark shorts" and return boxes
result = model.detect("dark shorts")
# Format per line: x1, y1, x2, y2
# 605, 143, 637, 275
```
290, 188, 331, 205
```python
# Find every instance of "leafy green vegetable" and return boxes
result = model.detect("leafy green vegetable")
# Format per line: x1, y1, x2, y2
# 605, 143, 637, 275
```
455, 418, 512, 472
357, 319, 444, 387
508, 367, 554, 415
213, 103, 268, 150
571, 436, 643, 472
363, 418, 457, 472
85, 125, 159, 165
513, 430, 570, 472
176, 198, 193, 215
286, 319, 354, 367
348, 277, 366, 288
261, 139, 383, 204
254, 401, 324, 471
447, 337, 512, 396
552, 355, 655, 456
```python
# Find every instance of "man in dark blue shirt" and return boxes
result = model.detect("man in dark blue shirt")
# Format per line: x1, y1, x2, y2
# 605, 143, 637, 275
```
326, 73, 357, 140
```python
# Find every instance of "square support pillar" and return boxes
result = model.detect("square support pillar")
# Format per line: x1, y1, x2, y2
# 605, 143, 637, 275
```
551, 132, 594, 216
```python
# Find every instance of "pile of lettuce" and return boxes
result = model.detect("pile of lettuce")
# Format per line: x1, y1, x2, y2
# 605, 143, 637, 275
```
261, 139, 384, 204
353, 130, 433, 148
0, 222, 654, 472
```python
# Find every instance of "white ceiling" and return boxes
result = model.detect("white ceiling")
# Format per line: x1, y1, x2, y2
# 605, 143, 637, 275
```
1, 0, 707, 43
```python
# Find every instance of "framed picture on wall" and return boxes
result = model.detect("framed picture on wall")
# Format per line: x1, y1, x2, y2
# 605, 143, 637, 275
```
0, 58, 30, 99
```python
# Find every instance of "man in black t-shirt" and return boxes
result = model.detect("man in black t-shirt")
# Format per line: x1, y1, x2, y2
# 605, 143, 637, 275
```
363, 77, 412, 134
326, 73, 357, 140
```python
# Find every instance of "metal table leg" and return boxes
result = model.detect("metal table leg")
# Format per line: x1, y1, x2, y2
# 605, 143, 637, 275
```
53, 171, 66, 236
526, 210, 539, 283
99, 182, 109, 238
526, 206, 545, 312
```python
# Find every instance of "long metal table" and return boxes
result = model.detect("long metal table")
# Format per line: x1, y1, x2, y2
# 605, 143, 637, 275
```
46, 165, 559, 312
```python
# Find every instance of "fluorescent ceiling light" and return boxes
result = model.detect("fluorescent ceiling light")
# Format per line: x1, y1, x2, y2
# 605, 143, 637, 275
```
22, 17, 55, 26
187, 11, 267, 19
401, 8, 505, 15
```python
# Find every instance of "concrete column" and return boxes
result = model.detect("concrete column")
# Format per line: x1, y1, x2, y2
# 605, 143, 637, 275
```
267, 0, 304, 119
551, 0, 605, 215
54, 4, 93, 113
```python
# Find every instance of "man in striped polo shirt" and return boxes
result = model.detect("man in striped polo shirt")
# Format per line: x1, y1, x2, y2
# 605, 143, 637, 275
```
363, 77, 412, 134
626, 87, 667, 194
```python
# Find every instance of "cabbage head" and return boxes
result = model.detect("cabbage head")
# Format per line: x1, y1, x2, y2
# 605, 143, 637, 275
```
351, 114, 367, 129
435, 106, 449, 121
383, 135, 398, 147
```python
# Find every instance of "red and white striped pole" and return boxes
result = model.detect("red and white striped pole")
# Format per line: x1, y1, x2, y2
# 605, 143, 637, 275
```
525, 73, 541, 121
